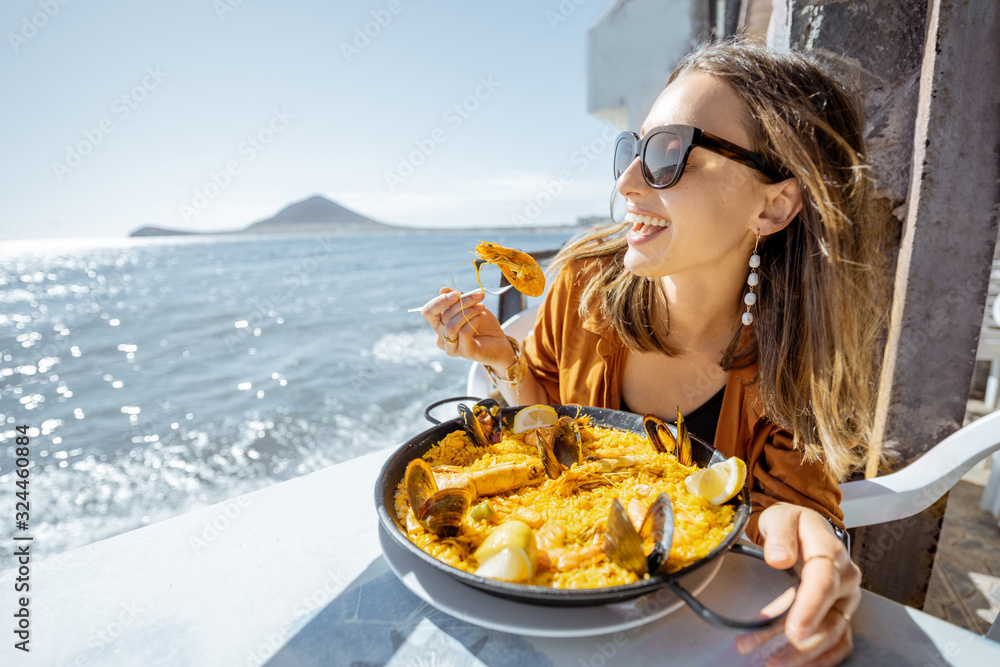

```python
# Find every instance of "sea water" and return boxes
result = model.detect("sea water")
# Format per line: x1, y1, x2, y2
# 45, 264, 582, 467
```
0, 230, 575, 562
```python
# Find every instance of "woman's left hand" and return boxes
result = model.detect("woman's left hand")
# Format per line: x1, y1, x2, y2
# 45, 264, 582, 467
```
735, 503, 861, 666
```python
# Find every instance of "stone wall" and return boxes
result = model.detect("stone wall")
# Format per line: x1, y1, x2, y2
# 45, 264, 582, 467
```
773, 0, 927, 222
769, 0, 1000, 607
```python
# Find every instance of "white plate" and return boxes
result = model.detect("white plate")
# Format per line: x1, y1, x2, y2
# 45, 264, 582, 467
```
378, 523, 723, 638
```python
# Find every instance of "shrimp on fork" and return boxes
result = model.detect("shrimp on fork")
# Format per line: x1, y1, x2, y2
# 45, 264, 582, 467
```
473, 241, 546, 297
434, 241, 545, 337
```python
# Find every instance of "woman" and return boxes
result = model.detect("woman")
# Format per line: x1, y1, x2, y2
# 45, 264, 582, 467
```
423, 37, 888, 665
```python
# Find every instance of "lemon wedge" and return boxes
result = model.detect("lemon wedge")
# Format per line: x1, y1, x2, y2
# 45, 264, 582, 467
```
684, 457, 747, 505
474, 520, 538, 570
474, 546, 533, 582
512, 404, 559, 433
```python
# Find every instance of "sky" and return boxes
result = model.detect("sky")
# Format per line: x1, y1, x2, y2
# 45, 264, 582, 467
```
0, 0, 621, 240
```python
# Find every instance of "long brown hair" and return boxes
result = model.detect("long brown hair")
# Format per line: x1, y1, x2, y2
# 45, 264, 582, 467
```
550, 37, 890, 480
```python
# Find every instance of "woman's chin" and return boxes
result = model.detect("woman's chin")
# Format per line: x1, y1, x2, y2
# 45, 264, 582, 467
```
623, 249, 659, 277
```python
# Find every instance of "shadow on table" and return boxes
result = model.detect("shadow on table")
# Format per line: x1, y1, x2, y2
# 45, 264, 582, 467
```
843, 594, 979, 667
264, 556, 552, 667
261, 546, 978, 667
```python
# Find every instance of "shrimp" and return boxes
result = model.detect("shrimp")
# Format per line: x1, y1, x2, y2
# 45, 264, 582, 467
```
582, 456, 653, 474
433, 461, 547, 497
549, 455, 657, 494
626, 498, 648, 531
473, 241, 546, 297
536, 520, 604, 572
407, 459, 545, 537
443, 242, 543, 337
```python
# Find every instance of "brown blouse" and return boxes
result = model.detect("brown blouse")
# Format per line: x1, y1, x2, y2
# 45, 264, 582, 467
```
523, 260, 845, 543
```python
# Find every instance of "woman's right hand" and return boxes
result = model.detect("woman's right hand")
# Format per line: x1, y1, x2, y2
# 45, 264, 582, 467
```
420, 287, 517, 373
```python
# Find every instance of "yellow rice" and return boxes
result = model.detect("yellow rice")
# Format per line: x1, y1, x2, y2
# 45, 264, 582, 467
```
393, 420, 736, 589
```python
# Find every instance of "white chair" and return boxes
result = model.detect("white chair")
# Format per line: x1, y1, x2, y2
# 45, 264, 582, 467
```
980, 276, 1000, 413
840, 411, 1000, 527
466, 305, 1000, 531
980, 292, 1000, 521
466, 307, 540, 400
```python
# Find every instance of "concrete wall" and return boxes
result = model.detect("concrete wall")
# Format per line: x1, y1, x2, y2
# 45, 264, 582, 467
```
773, 0, 1000, 608
587, 0, 711, 130
770, 0, 927, 222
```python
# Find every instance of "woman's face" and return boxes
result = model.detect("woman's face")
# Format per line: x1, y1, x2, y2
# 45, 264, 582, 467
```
619, 72, 767, 279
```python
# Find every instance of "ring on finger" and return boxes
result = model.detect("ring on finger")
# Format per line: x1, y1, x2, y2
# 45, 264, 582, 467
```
443, 335, 457, 345
804, 554, 840, 568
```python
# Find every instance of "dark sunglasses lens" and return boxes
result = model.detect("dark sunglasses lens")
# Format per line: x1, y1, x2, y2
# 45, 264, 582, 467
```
644, 132, 683, 186
613, 136, 637, 179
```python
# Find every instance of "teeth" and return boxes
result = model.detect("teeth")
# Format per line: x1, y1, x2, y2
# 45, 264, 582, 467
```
625, 212, 670, 227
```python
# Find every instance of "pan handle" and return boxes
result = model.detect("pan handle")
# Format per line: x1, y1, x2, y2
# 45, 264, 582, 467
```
664, 543, 798, 631
423, 396, 483, 425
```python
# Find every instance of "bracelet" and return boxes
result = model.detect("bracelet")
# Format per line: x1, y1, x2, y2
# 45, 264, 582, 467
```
827, 518, 851, 552
484, 336, 526, 387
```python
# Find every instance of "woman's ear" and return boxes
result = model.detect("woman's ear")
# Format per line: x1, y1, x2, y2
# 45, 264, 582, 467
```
753, 177, 802, 235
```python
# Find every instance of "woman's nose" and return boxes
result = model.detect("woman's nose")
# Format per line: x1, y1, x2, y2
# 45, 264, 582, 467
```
616, 154, 649, 199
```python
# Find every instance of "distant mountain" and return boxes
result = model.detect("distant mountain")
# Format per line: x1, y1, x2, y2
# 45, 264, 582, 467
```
128, 194, 587, 238
129, 195, 396, 237
130, 226, 198, 237
244, 195, 395, 234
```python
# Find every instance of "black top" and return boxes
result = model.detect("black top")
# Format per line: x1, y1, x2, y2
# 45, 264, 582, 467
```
621, 385, 726, 445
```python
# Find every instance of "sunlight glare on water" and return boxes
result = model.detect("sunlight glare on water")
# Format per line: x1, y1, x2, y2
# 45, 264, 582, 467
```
0, 230, 572, 561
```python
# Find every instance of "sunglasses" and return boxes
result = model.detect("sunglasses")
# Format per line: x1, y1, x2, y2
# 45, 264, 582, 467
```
613, 124, 786, 189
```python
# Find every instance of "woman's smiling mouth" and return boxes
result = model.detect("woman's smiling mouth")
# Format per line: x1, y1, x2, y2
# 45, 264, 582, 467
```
625, 211, 670, 244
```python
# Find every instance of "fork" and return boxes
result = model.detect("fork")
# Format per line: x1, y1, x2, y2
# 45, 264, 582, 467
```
406, 285, 514, 312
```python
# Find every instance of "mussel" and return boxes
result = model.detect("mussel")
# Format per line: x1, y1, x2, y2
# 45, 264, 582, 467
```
644, 408, 692, 466
602, 493, 675, 577
459, 398, 501, 447
536, 416, 581, 479
551, 416, 582, 468
405, 458, 472, 538
473, 398, 502, 443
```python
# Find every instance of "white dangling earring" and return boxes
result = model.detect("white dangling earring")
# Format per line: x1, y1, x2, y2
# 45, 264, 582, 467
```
742, 233, 761, 326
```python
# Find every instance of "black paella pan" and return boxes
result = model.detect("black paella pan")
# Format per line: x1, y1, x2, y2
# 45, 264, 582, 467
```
374, 401, 794, 630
